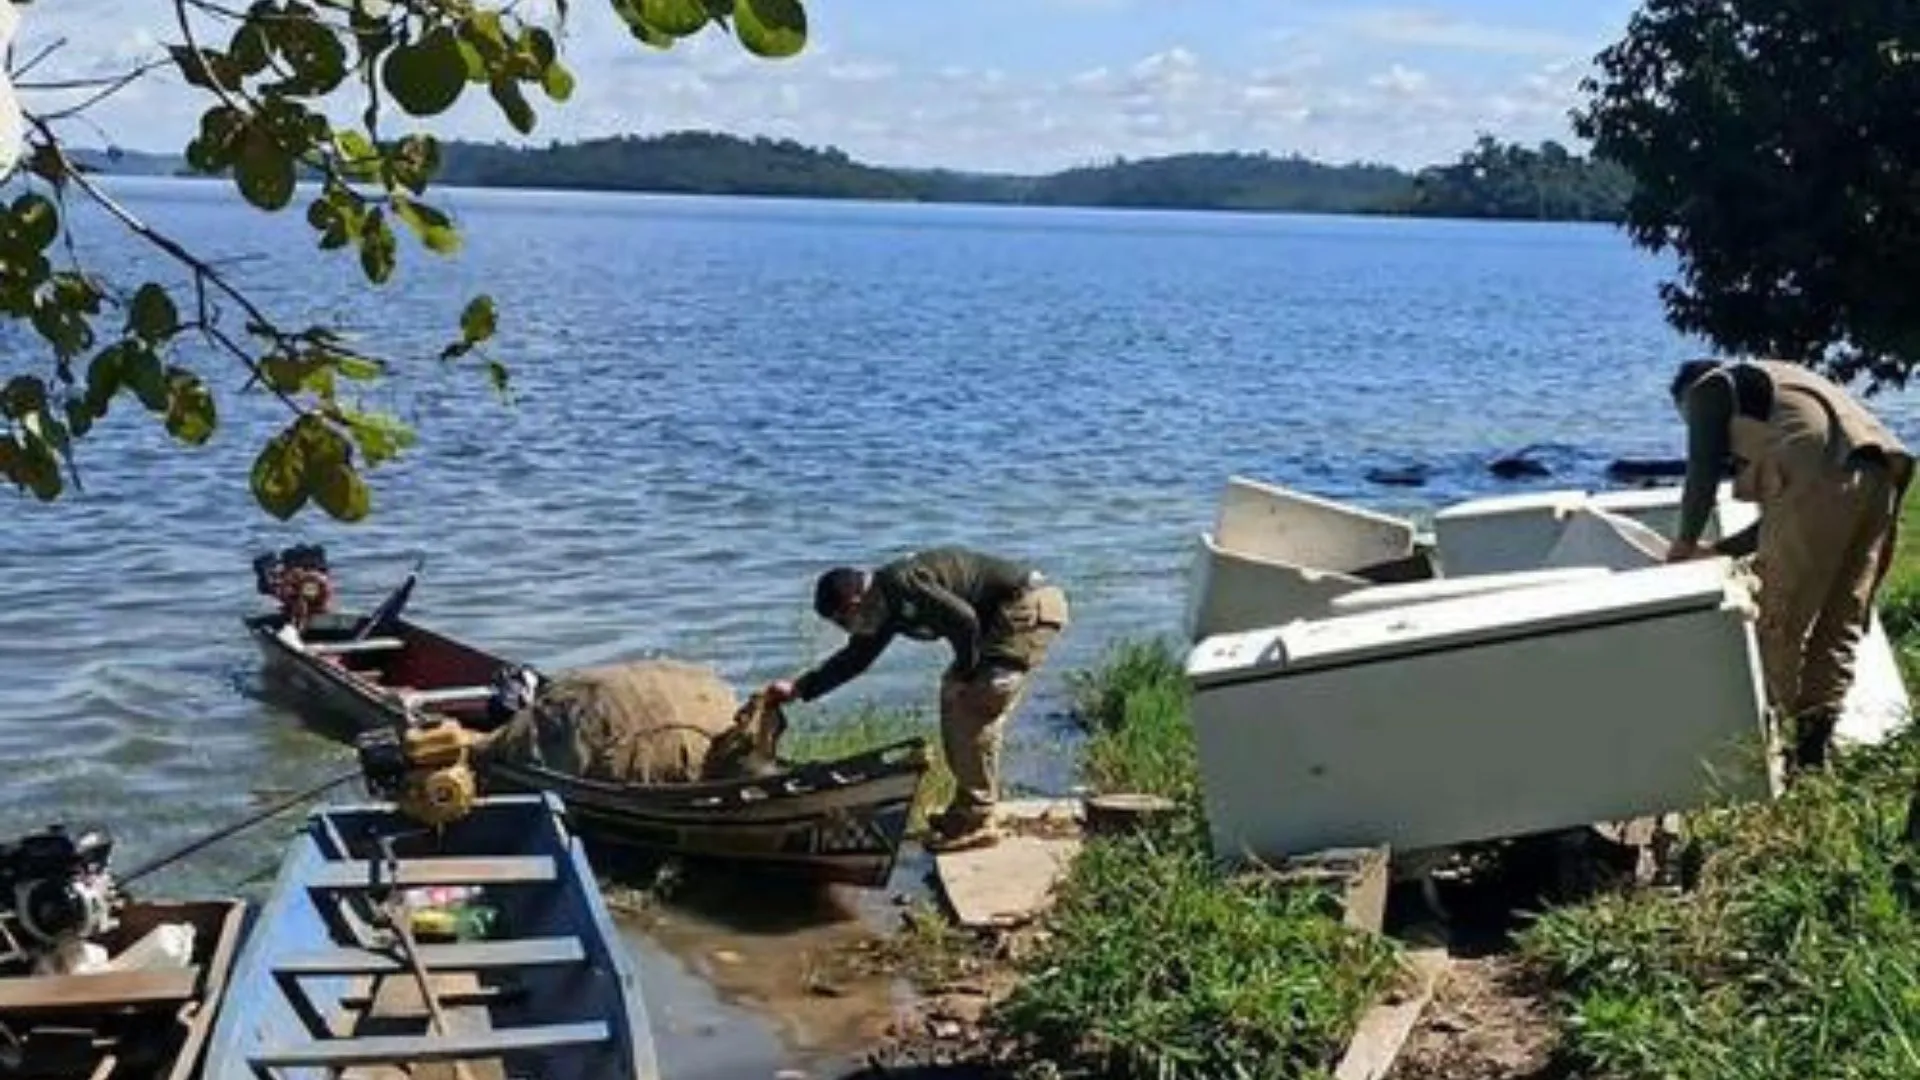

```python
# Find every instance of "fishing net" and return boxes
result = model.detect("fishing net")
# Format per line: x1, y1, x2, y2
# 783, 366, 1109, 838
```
478, 659, 749, 785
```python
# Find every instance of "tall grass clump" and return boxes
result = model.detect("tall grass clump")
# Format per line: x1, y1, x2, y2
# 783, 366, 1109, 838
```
994, 636, 1401, 1079
1522, 729, 1920, 1080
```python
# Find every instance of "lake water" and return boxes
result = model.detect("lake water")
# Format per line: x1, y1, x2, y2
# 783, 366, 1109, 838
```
5, 179, 1919, 1071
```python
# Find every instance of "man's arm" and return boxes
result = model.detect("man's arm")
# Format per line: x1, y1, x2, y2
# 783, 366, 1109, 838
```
792, 628, 894, 702
1674, 371, 1736, 549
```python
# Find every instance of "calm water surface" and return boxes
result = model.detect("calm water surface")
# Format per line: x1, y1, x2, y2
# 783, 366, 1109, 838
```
5, 180, 1919, 1070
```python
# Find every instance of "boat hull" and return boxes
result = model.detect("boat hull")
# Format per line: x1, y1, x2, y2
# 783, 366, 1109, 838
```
200, 793, 658, 1080
245, 612, 927, 888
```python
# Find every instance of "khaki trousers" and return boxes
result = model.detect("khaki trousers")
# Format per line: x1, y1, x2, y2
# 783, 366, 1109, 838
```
936, 585, 1069, 828
1753, 458, 1905, 731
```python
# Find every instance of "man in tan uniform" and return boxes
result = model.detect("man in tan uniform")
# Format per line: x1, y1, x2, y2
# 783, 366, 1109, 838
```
1666, 359, 1913, 771
766, 547, 1071, 850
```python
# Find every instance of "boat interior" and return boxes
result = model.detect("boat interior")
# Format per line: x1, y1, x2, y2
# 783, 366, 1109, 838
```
277, 613, 511, 731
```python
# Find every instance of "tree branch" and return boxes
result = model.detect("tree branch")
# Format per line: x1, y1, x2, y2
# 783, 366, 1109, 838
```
24, 121, 308, 416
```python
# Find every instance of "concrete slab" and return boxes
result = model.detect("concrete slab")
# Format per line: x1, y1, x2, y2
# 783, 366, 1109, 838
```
933, 836, 1081, 930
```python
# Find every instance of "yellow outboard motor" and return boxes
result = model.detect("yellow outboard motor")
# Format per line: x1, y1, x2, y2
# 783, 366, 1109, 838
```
355, 714, 479, 828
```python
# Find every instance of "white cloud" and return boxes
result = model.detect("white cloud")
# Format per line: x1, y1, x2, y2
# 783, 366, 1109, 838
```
1338, 8, 1587, 57
4, 0, 1601, 174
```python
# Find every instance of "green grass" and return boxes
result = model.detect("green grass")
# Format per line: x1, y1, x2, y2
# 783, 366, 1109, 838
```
1519, 493, 1920, 1080
989, 637, 1401, 1080
781, 702, 954, 836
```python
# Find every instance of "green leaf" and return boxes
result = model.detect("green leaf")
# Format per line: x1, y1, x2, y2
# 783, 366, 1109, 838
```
2, 375, 47, 419
391, 196, 461, 255
488, 78, 536, 134
382, 26, 468, 116
169, 46, 241, 91
65, 396, 95, 438
359, 208, 397, 284
341, 409, 416, 466
460, 295, 497, 343
334, 129, 379, 180
269, 16, 350, 96
733, 0, 806, 58
85, 342, 126, 414
163, 369, 218, 446
335, 354, 384, 381
486, 359, 511, 400
31, 302, 92, 361
641, 0, 712, 35
12, 194, 58, 251
385, 134, 442, 195
541, 59, 576, 102
522, 27, 559, 70
228, 22, 273, 75
310, 460, 370, 521
614, 0, 676, 47
124, 342, 168, 413
128, 283, 180, 341
14, 432, 62, 501
235, 124, 297, 211
250, 428, 309, 519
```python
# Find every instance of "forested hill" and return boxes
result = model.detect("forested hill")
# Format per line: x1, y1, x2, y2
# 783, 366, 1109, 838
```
76, 130, 1633, 223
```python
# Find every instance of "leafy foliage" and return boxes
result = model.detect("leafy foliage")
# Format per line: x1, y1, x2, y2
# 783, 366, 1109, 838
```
2, 0, 808, 518
1574, 0, 1920, 388
1407, 136, 1633, 222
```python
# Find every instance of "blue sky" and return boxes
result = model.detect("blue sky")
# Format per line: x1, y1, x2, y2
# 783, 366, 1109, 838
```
16, 0, 1644, 173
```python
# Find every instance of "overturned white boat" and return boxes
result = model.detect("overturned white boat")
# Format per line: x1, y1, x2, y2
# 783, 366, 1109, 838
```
1183, 476, 1912, 869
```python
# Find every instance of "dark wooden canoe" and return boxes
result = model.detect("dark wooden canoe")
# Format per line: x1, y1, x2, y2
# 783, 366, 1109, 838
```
0, 899, 247, 1079
244, 607, 929, 889
200, 793, 657, 1079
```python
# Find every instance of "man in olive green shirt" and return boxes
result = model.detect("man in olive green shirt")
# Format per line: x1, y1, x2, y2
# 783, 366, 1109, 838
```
1666, 359, 1912, 771
766, 547, 1071, 850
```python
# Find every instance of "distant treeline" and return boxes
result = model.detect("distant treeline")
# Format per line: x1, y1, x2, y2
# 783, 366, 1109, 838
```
73, 131, 1633, 223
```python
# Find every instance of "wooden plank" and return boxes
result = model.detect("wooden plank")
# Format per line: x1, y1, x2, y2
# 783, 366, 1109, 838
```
342, 974, 510, 1080
1332, 947, 1450, 1080
249, 1020, 609, 1068
341, 984, 521, 1012
934, 836, 1080, 929
0, 967, 201, 1012
273, 937, 583, 978
305, 856, 556, 891
400, 686, 494, 706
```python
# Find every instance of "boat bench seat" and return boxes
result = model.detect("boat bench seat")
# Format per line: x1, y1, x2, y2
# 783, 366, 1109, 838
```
0, 967, 203, 1012
305, 856, 558, 891
273, 936, 585, 978
306, 637, 405, 656
398, 685, 495, 707
246, 1020, 609, 1074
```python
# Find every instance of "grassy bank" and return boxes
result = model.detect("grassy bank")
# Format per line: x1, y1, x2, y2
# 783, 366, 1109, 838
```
1518, 497, 1920, 1080
987, 639, 1401, 1079
783, 703, 954, 835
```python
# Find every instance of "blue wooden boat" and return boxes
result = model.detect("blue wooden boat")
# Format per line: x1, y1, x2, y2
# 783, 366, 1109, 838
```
199, 793, 657, 1079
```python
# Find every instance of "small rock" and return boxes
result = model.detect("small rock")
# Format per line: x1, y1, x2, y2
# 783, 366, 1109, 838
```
775, 1071, 809, 1080
930, 1019, 964, 1040
807, 979, 848, 998
712, 949, 744, 966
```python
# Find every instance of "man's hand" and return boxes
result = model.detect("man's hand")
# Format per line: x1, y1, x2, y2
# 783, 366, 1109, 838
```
1666, 538, 1713, 563
764, 679, 797, 705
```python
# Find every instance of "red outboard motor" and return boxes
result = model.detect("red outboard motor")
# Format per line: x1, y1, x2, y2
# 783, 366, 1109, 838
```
253, 544, 333, 630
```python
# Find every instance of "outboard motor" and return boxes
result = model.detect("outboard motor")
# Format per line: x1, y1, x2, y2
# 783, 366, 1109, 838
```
0, 825, 118, 970
253, 544, 333, 629
486, 664, 545, 726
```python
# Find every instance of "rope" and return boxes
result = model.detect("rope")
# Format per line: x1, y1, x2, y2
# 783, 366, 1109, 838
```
120, 767, 363, 887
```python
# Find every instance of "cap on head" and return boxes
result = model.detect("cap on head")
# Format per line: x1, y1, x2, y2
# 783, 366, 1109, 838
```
1670, 359, 1723, 403
812, 567, 867, 622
